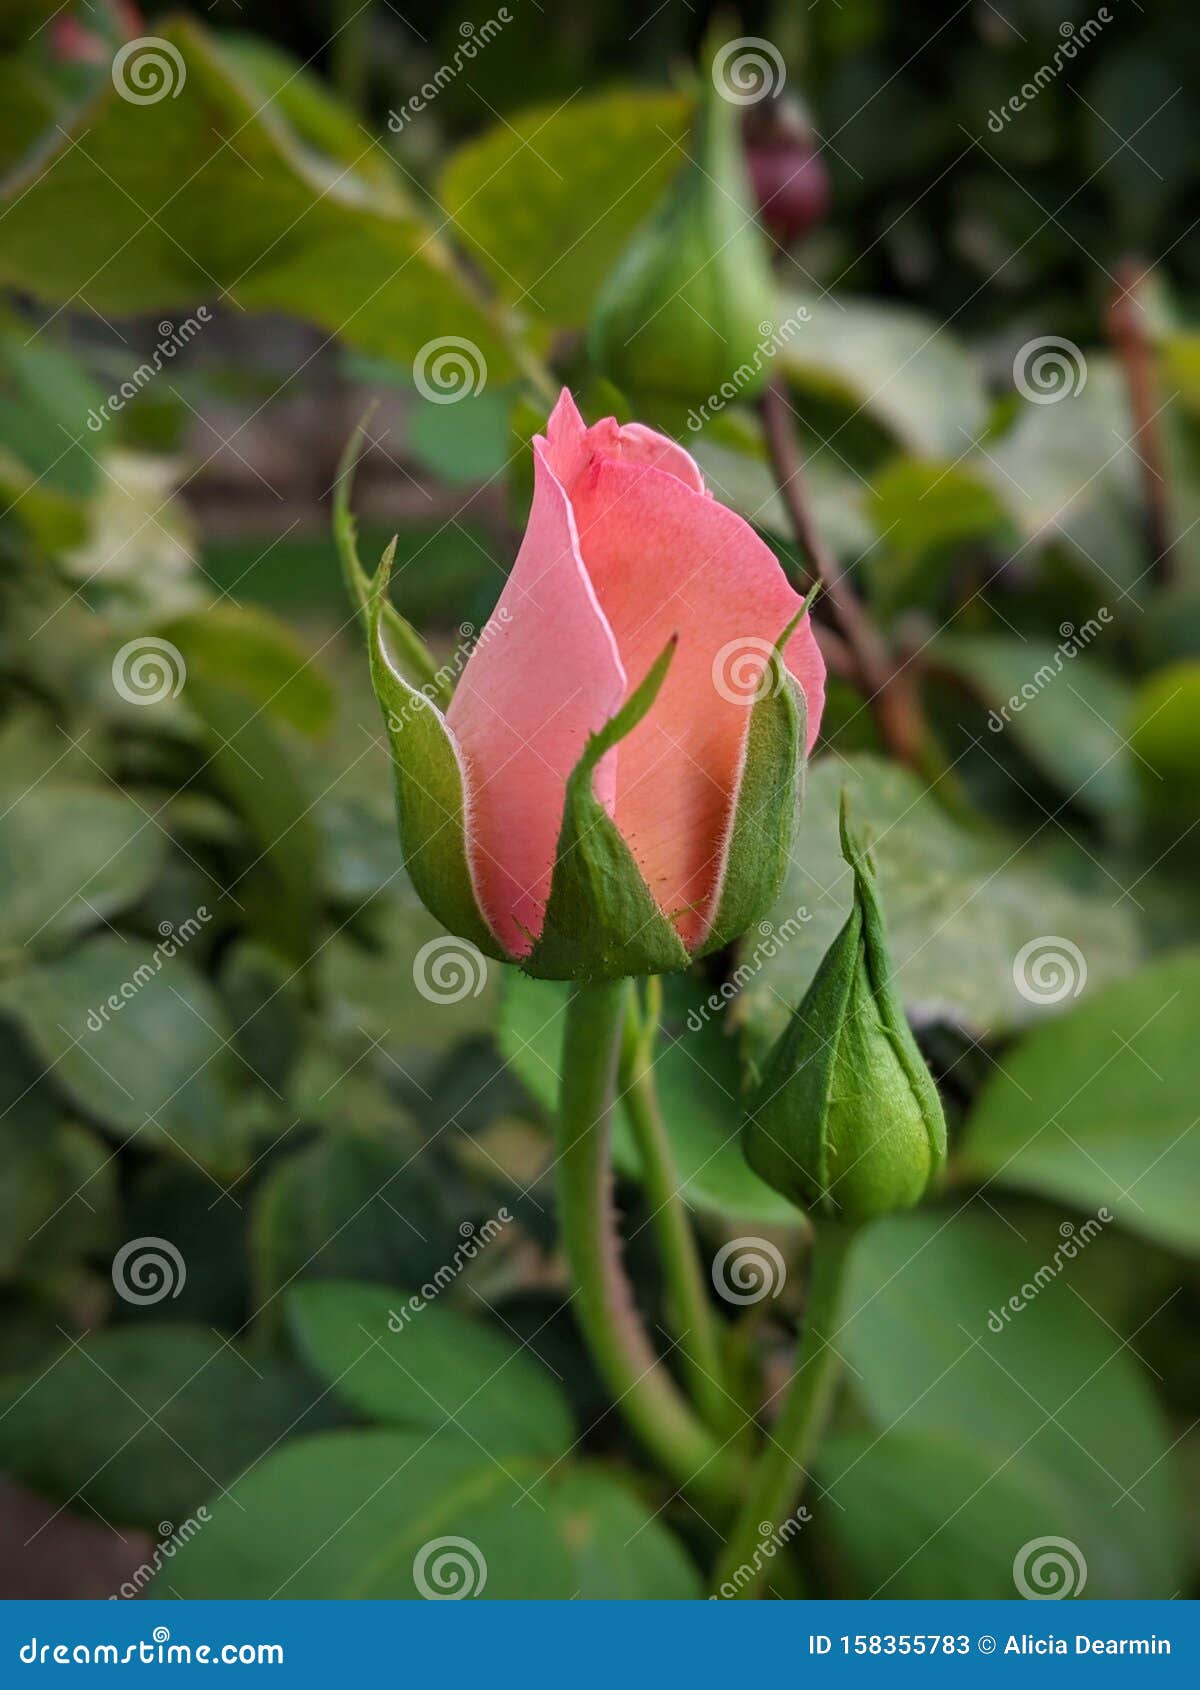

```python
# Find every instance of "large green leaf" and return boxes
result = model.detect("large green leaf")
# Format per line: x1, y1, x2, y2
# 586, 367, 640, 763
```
0, 1326, 337, 1529
0, 786, 164, 952
156, 1428, 700, 1598
287, 1279, 574, 1461
819, 1429, 1123, 1599
439, 90, 690, 326
0, 20, 515, 378
736, 756, 1141, 1051
959, 952, 1200, 1253
0, 935, 250, 1176
932, 634, 1136, 823
833, 1210, 1183, 1597
779, 293, 988, 458
498, 971, 795, 1224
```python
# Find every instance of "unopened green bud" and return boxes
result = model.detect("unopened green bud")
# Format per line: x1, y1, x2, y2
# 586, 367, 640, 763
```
743, 797, 947, 1222
587, 52, 777, 414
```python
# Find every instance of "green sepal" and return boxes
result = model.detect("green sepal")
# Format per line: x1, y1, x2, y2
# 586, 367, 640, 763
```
364, 541, 509, 963
335, 415, 449, 703
523, 641, 692, 982
742, 794, 947, 1222
698, 615, 807, 957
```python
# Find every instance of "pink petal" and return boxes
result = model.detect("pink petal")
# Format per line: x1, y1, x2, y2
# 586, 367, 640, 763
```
565, 451, 824, 950
446, 438, 625, 956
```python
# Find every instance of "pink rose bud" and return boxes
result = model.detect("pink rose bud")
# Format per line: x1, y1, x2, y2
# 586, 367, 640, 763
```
347, 391, 825, 981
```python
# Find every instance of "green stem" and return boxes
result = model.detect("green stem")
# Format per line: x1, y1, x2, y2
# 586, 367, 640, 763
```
710, 1218, 855, 1598
558, 979, 741, 1508
618, 981, 732, 1434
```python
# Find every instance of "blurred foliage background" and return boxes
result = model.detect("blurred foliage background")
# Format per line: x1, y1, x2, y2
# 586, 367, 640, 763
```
0, 0, 1197, 1601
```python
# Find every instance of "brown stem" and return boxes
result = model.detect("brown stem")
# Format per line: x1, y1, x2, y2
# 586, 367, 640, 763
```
1109, 258, 1173, 584
761, 377, 923, 764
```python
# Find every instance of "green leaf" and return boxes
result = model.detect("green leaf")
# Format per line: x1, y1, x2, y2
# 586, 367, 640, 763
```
932, 633, 1136, 823
156, 1428, 700, 1598
865, 457, 1013, 620
959, 952, 1200, 1253
160, 603, 333, 737
0, 935, 250, 1177
0, 786, 165, 953
0, 20, 516, 379
525, 641, 691, 980
287, 1279, 574, 1460
498, 971, 796, 1224
779, 293, 988, 458
835, 1209, 1183, 1597
0, 1326, 338, 1529
251, 1132, 457, 1312
440, 89, 691, 326
736, 756, 1142, 1051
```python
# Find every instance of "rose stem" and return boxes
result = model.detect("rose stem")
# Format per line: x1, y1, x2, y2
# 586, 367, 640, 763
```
760, 376, 923, 765
709, 1217, 855, 1598
558, 978, 742, 1507
1109, 258, 1174, 585
617, 977, 733, 1434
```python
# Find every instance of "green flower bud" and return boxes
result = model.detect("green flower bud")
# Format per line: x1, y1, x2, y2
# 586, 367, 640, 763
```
743, 797, 947, 1222
587, 54, 777, 415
